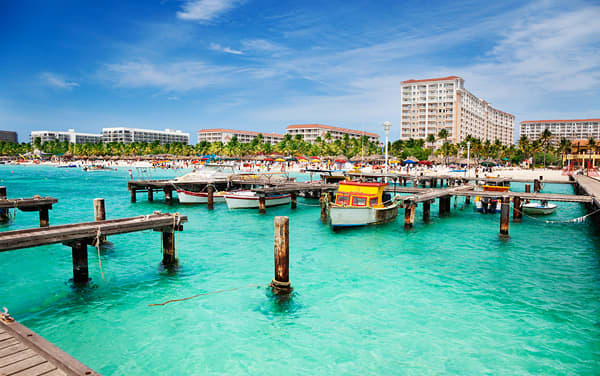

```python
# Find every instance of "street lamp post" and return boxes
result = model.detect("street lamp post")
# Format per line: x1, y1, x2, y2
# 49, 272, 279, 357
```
466, 141, 471, 177
383, 121, 391, 172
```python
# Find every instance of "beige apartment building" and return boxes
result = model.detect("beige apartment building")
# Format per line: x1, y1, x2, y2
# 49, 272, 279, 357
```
401, 76, 514, 145
285, 124, 379, 144
520, 119, 600, 144
197, 129, 284, 145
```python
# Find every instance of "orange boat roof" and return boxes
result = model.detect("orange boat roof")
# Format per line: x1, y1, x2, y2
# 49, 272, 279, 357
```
339, 181, 388, 187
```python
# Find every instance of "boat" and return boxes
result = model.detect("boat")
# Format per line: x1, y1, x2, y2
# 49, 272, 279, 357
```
522, 200, 557, 215
177, 190, 228, 204
224, 191, 291, 209
328, 181, 399, 229
174, 164, 239, 204
475, 180, 510, 213
82, 165, 114, 171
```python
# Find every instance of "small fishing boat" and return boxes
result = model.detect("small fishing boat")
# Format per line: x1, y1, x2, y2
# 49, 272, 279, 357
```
82, 165, 114, 171
329, 181, 398, 229
522, 200, 557, 215
225, 191, 291, 209
177, 190, 228, 204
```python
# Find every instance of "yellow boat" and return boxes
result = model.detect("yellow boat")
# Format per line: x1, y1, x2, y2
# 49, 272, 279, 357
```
475, 180, 510, 213
328, 181, 398, 229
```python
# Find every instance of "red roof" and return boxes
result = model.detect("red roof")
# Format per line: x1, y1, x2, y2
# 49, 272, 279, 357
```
197, 128, 284, 138
521, 119, 600, 124
401, 76, 462, 84
285, 124, 379, 138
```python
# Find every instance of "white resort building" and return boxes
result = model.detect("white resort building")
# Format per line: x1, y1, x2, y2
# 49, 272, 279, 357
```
102, 128, 189, 144
285, 124, 379, 144
519, 119, 600, 144
401, 76, 514, 145
197, 129, 284, 145
30, 129, 102, 144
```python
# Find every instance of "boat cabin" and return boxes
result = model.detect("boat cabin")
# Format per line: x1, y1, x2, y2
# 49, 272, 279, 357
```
334, 181, 388, 208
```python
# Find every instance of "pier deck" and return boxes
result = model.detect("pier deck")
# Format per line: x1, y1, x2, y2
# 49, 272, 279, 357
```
0, 197, 58, 210
573, 175, 600, 207
0, 317, 99, 376
0, 212, 187, 252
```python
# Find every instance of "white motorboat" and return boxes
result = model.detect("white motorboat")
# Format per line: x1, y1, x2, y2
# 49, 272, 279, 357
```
225, 191, 291, 209
522, 201, 557, 215
176, 190, 227, 204
173, 164, 238, 182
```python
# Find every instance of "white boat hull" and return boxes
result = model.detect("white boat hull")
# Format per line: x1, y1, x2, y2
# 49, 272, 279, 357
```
329, 206, 398, 228
225, 192, 291, 209
522, 203, 557, 215
176, 190, 226, 204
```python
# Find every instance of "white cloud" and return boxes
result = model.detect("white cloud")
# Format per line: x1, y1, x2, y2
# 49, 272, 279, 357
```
241, 39, 287, 55
209, 42, 244, 55
101, 61, 235, 91
176, 0, 239, 22
40, 72, 79, 89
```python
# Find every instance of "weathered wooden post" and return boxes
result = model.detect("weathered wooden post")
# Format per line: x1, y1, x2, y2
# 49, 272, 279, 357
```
403, 177, 407, 186
130, 189, 137, 203
0, 186, 8, 223
207, 185, 214, 210
270, 216, 292, 294
93, 198, 107, 244
404, 204, 416, 229
454, 196, 458, 208
70, 240, 89, 284
164, 187, 173, 204
525, 184, 531, 193
39, 206, 49, 227
423, 200, 431, 223
533, 179, 540, 193
500, 196, 510, 236
320, 193, 329, 223
258, 195, 266, 214
513, 196, 522, 222
291, 192, 297, 209
162, 230, 176, 266
465, 195, 471, 204
439, 197, 446, 216
148, 189, 153, 202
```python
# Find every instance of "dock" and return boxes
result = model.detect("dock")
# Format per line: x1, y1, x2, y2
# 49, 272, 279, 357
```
0, 211, 188, 283
0, 187, 58, 227
0, 316, 99, 375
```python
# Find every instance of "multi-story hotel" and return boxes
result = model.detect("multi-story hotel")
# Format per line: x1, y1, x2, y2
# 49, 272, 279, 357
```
519, 119, 600, 144
0, 131, 18, 143
197, 129, 284, 145
401, 76, 514, 145
102, 128, 189, 144
285, 124, 379, 144
30, 129, 102, 144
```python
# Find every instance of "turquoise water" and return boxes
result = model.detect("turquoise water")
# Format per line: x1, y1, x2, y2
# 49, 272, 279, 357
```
1, 165, 600, 375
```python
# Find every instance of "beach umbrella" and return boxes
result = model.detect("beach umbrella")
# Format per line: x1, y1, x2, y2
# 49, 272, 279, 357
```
311, 159, 321, 163
265, 158, 274, 162
275, 158, 286, 162
403, 159, 417, 164
298, 158, 308, 162
480, 161, 496, 167
418, 160, 432, 165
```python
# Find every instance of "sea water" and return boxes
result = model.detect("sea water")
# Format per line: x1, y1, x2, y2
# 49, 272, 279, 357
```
1, 166, 599, 375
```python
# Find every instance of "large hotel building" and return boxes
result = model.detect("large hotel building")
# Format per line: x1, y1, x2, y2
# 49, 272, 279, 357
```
285, 124, 380, 144
197, 129, 284, 145
519, 119, 600, 144
401, 76, 514, 144
30, 129, 103, 144
31, 128, 189, 145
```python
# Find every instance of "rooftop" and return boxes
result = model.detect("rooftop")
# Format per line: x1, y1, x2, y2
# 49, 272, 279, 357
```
197, 128, 284, 138
401, 76, 462, 84
286, 124, 380, 138
521, 119, 600, 124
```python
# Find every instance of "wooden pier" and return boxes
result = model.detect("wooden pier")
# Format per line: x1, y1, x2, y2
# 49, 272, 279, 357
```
0, 316, 99, 375
0, 212, 187, 283
0, 187, 58, 227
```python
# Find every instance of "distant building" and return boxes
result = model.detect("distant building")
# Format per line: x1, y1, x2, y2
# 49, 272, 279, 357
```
285, 124, 380, 144
520, 119, 600, 144
102, 128, 189, 145
401, 76, 514, 145
197, 129, 284, 145
0, 131, 17, 143
30, 129, 102, 144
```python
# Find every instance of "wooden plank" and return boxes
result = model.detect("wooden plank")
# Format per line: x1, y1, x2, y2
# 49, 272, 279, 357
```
0, 354, 46, 375
0, 343, 27, 358
10, 360, 57, 376
0, 198, 58, 210
0, 348, 37, 367
0, 213, 187, 252
36, 369, 66, 376
0, 332, 14, 341
0, 338, 20, 350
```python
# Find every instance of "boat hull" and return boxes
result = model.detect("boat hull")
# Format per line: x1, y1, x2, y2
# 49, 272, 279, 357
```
522, 204, 557, 215
176, 190, 226, 204
225, 193, 291, 209
329, 206, 398, 228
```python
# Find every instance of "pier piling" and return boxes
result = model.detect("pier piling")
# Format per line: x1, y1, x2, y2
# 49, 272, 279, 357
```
533, 179, 541, 193
39, 206, 49, 227
148, 189, 153, 202
465, 195, 471, 205
130, 189, 137, 203
164, 187, 173, 204
525, 184, 531, 193
423, 200, 431, 223
162, 230, 176, 266
69, 240, 89, 284
270, 216, 292, 294
500, 196, 510, 236
207, 185, 214, 210
93, 198, 107, 244
513, 196, 522, 222
259, 196, 266, 214
291, 192, 297, 209
404, 204, 416, 228
0, 186, 7, 223
320, 193, 329, 223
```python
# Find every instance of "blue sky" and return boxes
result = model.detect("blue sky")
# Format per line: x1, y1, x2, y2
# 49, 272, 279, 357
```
1, 0, 599, 143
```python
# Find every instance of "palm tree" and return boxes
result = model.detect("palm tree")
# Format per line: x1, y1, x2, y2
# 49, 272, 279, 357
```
426, 134, 436, 149
539, 128, 552, 168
